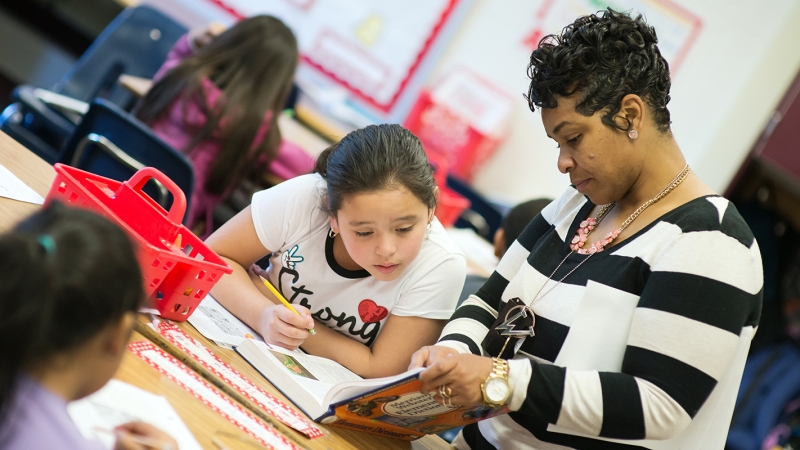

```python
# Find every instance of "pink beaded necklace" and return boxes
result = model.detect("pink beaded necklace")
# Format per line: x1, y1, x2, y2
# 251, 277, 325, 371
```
492, 165, 692, 348
570, 164, 691, 255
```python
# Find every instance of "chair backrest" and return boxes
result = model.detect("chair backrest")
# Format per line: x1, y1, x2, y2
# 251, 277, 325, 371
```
447, 174, 503, 241
53, 5, 187, 109
58, 99, 194, 224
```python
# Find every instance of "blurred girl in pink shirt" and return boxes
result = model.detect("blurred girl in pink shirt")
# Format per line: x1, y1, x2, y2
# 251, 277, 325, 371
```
137, 16, 311, 236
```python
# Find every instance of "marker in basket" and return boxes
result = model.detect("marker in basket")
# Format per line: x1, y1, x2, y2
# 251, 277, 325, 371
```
258, 275, 316, 335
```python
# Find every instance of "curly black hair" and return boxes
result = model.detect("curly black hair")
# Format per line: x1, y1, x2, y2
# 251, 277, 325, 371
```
526, 8, 672, 133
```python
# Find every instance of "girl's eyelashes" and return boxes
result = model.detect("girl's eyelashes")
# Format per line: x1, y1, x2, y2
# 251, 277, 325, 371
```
354, 226, 413, 237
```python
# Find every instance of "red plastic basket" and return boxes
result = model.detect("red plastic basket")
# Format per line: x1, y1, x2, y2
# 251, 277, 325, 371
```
428, 151, 470, 228
45, 164, 232, 321
404, 90, 502, 182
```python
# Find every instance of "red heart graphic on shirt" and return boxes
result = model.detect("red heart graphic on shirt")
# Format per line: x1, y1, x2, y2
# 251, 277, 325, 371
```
358, 299, 388, 323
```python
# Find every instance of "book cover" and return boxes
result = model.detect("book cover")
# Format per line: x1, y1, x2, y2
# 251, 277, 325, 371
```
235, 339, 508, 441
319, 375, 509, 441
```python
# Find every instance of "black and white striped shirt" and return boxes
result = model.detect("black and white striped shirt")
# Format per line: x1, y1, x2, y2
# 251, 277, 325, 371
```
439, 188, 763, 449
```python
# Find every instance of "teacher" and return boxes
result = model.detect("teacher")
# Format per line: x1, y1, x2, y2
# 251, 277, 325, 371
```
410, 8, 763, 450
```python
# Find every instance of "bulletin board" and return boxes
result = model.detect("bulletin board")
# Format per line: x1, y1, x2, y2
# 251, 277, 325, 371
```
199, 0, 463, 113
522, 0, 703, 73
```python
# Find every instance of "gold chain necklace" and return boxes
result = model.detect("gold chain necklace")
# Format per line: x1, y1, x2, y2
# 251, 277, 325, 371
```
494, 164, 691, 356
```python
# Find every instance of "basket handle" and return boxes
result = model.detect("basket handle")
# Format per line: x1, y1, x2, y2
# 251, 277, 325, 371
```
127, 167, 187, 224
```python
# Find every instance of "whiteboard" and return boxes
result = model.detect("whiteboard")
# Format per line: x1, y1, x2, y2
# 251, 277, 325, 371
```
198, 0, 463, 114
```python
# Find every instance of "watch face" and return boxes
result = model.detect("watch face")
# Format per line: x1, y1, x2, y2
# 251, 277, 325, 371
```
485, 377, 510, 403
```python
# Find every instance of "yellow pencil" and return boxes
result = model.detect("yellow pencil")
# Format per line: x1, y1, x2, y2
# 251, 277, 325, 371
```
258, 275, 316, 335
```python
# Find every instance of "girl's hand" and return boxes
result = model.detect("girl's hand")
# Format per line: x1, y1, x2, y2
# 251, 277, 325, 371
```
259, 303, 315, 350
408, 345, 459, 369
114, 422, 178, 450
418, 354, 494, 408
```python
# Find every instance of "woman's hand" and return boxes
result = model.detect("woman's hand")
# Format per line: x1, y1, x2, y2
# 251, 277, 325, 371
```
114, 422, 178, 450
408, 345, 459, 369
259, 303, 315, 350
418, 354, 494, 408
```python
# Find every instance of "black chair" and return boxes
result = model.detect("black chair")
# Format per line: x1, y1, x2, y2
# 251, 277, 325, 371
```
58, 99, 194, 224
0, 5, 187, 163
447, 174, 504, 242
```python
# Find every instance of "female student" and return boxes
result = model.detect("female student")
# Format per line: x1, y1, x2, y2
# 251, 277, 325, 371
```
207, 124, 467, 378
0, 203, 177, 450
411, 9, 762, 449
137, 15, 313, 235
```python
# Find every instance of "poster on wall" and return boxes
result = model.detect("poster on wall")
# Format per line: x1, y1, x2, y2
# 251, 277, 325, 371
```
200, 0, 462, 114
521, 0, 703, 74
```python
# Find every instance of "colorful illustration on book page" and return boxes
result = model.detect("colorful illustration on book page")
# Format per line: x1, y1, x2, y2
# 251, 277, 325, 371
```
153, 323, 324, 439
324, 377, 509, 440
269, 351, 319, 380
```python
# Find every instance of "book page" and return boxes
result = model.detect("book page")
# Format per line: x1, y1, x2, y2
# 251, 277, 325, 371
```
188, 295, 264, 348
254, 341, 362, 385
68, 379, 202, 450
325, 368, 423, 406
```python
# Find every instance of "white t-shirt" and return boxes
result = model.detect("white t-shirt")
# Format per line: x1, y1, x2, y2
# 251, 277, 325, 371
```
251, 174, 467, 346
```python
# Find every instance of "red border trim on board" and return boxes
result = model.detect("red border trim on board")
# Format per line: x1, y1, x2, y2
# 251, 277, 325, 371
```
654, 0, 704, 73
302, 0, 460, 112
206, 0, 460, 113
205, 0, 245, 20
528, 0, 702, 75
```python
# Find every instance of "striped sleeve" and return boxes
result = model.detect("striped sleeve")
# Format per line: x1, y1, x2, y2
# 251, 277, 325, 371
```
439, 210, 555, 355
514, 209, 763, 440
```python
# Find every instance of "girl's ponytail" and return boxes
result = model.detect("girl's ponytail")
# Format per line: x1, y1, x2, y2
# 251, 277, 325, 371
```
313, 144, 337, 178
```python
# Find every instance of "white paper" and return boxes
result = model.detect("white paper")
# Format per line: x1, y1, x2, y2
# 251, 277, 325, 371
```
0, 163, 44, 205
447, 227, 498, 277
68, 379, 202, 450
187, 294, 264, 347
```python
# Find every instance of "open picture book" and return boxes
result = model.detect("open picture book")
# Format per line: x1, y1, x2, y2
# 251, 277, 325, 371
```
235, 339, 508, 441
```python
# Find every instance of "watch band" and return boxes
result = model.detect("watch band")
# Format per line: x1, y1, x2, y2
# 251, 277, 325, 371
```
481, 357, 511, 407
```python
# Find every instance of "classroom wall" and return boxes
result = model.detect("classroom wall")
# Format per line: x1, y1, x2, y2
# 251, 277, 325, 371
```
142, 0, 800, 206
429, 0, 800, 205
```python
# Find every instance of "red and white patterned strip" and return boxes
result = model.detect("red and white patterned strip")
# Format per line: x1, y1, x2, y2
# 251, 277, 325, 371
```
156, 323, 323, 438
128, 341, 300, 450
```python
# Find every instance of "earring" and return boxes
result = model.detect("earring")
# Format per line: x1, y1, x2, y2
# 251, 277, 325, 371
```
628, 129, 639, 140
426, 222, 432, 231
328, 229, 337, 238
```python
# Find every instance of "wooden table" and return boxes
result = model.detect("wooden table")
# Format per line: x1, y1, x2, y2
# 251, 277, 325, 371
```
0, 132, 452, 450
0, 131, 54, 233
157, 319, 451, 450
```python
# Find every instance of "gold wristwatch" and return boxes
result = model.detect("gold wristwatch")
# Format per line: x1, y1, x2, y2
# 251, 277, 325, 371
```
481, 357, 511, 408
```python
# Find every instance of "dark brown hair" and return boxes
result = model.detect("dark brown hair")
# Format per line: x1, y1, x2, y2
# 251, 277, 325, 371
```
314, 124, 437, 215
137, 15, 298, 195
526, 8, 672, 133
0, 203, 143, 423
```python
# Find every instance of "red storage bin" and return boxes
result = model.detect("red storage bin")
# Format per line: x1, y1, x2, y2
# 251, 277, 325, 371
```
45, 163, 232, 321
429, 151, 470, 228
405, 90, 503, 182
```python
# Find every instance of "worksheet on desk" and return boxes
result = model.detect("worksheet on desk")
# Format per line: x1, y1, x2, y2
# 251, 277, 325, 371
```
187, 294, 265, 348
68, 379, 202, 450
0, 163, 44, 205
